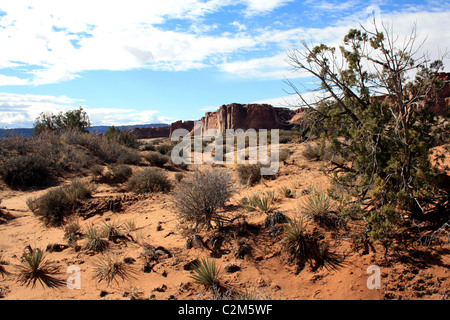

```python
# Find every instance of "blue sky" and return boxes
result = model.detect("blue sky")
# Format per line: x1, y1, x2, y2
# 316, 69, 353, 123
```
0, 0, 449, 128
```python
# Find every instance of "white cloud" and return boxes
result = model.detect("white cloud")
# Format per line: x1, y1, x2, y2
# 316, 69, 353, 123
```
0, 74, 30, 86
0, 93, 170, 128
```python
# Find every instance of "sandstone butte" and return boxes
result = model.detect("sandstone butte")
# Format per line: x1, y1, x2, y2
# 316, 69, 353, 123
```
130, 72, 450, 139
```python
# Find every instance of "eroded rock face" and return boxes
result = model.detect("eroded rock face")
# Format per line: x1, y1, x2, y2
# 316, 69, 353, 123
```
129, 126, 170, 139
193, 103, 297, 134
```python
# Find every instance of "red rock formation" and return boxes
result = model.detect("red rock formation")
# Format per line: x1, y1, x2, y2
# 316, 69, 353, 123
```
193, 103, 296, 134
170, 120, 195, 136
129, 126, 170, 139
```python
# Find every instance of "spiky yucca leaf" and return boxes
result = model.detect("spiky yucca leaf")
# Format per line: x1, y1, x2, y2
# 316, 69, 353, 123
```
92, 253, 137, 285
15, 247, 63, 289
190, 257, 220, 288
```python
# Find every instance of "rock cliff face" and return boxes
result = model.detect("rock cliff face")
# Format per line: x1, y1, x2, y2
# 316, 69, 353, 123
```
170, 120, 195, 136
193, 103, 297, 134
129, 126, 170, 139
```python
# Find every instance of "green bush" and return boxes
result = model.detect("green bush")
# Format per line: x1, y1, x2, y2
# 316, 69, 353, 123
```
0, 155, 50, 188
126, 168, 172, 194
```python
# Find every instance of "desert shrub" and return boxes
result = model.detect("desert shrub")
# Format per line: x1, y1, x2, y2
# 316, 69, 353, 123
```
172, 168, 235, 230
155, 144, 173, 155
108, 164, 133, 183
83, 224, 109, 253
236, 163, 263, 185
0, 155, 50, 188
105, 126, 139, 149
92, 253, 137, 285
190, 257, 221, 288
302, 143, 321, 161
174, 172, 184, 182
144, 151, 169, 167
15, 246, 63, 288
116, 148, 141, 165
278, 149, 291, 163
90, 165, 105, 178
64, 179, 95, 203
27, 179, 94, 226
27, 187, 71, 226
63, 221, 82, 248
33, 107, 90, 135
126, 168, 172, 194
141, 143, 155, 151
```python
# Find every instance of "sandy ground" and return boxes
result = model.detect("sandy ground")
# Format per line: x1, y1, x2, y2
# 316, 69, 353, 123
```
0, 142, 448, 300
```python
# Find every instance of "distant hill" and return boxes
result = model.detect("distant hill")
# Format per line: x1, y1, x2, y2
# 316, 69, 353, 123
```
0, 123, 170, 138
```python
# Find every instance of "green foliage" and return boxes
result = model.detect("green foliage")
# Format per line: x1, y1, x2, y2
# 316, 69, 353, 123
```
189, 257, 221, 288
241, 191, 278, 213
83, 224, 109, 253
33, 107, 91, 135
15, 246, 63, 288
0, 155, 50, 188
105, 126, 139, 149
288, 21, 448, 244
27, 179, 94, 226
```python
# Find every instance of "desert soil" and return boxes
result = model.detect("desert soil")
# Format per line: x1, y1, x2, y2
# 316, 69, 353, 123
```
0, 142, 448, 300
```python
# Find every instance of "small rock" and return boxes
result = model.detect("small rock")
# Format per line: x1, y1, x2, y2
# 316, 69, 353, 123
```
155, 284, 167, 292
224, 262, 240, 273
99, 290, 108, 297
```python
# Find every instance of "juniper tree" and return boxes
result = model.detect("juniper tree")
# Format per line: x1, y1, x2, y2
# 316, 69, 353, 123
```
286, 19, 448, 242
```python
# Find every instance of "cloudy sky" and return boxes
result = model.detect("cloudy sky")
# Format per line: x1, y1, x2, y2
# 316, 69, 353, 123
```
0, 0, 449, 128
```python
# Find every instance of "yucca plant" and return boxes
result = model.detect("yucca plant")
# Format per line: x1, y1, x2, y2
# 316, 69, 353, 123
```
282, 216, 314, 269
298, 192, 341, 229
99, 220, 123, 241
15, 246, 63, 289
241, 191, 278, 213
278, 186, 296, 199
83, 224, 109, 252
92, 253, 137, 285
190, 257, 221, 288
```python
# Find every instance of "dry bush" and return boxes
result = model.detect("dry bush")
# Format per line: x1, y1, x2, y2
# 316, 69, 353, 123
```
144, 151, 169, 167
92, 253, 137, 285
126, 168, 172, 194
172, 168, 235, 230
236, 163, 263, 186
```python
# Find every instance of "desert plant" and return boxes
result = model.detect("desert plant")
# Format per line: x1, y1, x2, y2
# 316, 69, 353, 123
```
15, 246, 63, 288
83, 224, 109, 253
241, 191, 278, 214
144, 151, 169, 167
63, 221, 82, 248
278, 149, 291, 163
0, 155, 50, 188
172, 168, 235, 230
282, 216, 315, 269
100, 220, 123, 240
90, 165, 104, 178
122, 220, 137, 233
33, 107, 91, 135
27, 187, 72, 226
65, 179, 95, 203
298, 192, 341, 229
236, 163, 263, 186
104, 164, 133, 183
92, 253, 137, 285
126, 168, 172, 194
174, 172, 184, 182
155, 144, 173, 155
302, 143, 321, 161
190, 257, 221, 288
